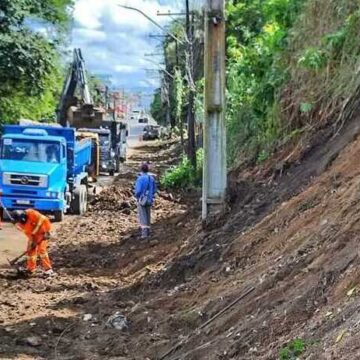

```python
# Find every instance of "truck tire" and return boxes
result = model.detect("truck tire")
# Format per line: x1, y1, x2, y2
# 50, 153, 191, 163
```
109, 169, 115, 176
71, 186, 82, 215
80, 185, 88, 214
54, 210, 64, 222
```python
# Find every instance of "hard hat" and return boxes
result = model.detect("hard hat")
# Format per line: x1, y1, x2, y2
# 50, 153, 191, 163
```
10, 210, 27, 224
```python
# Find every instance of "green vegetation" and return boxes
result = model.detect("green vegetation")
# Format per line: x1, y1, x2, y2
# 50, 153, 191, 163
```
279, 338, 306, 360
226, 0, 305, 165
226, 0, 360, 165
153, 0, 360, 171
161, 149, 203, 189
150, 88, 167, 126
0, 0, 74, 123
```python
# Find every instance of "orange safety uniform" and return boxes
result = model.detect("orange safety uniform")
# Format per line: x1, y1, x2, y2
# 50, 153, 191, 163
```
17, 209, 52, 273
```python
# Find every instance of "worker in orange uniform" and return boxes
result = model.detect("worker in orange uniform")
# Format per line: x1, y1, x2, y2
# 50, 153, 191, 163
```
10, 209, 55, 277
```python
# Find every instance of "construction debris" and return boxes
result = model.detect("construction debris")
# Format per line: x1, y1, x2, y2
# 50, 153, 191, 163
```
105, 313, 128, 331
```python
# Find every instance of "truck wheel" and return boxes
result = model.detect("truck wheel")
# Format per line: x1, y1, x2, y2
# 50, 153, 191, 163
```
109, 169, 115, 176
80, 185, 88, 214
54, 210, 64, 222
71, 186, 82, 215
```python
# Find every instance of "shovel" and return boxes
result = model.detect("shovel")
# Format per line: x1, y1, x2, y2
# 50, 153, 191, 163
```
7, 250, 27, 267
7, 240, 43, 269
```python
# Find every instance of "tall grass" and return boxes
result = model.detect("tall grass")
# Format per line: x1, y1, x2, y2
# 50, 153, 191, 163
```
161, 149, 203, 189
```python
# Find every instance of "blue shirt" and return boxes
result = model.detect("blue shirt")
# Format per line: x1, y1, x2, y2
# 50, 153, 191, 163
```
134, 172, 157, 205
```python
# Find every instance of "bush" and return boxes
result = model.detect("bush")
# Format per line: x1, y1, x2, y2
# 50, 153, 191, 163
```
279, 338, 306, 360
161, 149, 203, 189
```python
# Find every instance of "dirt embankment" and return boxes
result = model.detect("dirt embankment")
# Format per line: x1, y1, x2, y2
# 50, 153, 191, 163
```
1, 112, 360, 360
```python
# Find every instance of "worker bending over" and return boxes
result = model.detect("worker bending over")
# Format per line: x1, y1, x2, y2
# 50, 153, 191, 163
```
11, 209, 54, 277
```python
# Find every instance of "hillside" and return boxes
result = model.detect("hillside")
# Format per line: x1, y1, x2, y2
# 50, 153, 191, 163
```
2, 0, 360, 359
1, 112, 360, 359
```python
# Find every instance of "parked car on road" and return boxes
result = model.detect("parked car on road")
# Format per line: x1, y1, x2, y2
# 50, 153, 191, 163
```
143, 125, 160, 140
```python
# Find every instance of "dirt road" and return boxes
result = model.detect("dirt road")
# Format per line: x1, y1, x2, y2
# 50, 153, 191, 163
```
0, 172, 114, 268
4, 126, 360, 359
0, 139, 194, 360
0, 224, 27, 267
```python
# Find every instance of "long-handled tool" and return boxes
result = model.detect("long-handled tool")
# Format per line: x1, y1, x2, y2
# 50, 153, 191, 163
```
8, 249, 28, 267
0, 197, 14, 222
7, 240, 44, 269
0, 198, 28, 268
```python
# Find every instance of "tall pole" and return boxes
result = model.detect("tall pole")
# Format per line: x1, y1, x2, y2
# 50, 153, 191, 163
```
202, 0, 226, 220
119, 5, 184, 45
186, 0, 196, 169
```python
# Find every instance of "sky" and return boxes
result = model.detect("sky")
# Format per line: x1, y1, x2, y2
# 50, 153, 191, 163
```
71, 0, 183, 94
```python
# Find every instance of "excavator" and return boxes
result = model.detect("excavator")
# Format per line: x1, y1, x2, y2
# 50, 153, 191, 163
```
56, 48, 105, 128
57, 49, 127, 176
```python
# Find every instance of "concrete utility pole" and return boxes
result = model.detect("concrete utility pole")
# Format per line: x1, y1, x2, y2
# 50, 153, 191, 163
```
202, 0, 226, 220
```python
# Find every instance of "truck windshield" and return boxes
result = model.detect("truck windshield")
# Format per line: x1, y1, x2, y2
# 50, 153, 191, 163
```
1, 139, 61, 163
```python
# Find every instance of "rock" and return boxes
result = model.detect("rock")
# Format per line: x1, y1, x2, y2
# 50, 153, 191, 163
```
105, 312, 129, 331
17, 336, 42, 347
83, 314, 93, 322
122, 234, 132, 241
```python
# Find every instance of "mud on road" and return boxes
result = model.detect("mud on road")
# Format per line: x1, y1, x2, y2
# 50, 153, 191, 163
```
2, 116, 360, 360
0, 140, 200, 360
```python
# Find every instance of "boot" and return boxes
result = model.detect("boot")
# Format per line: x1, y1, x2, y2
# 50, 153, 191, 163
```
43, 269, 56, 278
141, 227, 150, 239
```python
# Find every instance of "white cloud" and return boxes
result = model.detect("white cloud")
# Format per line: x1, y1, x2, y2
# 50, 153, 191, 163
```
71, 0, 180, 91
114, 64, 137, 73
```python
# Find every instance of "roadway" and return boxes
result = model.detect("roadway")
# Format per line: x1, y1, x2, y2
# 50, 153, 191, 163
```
0, 116, 156, 267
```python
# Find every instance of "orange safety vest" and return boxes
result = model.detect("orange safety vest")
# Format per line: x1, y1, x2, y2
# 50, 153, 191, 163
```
18, 209, 51, 242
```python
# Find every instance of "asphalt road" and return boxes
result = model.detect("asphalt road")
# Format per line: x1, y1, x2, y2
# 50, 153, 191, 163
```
128, 120, 145, 146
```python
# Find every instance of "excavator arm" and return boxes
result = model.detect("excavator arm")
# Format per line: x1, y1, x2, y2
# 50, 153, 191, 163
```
56, 49, 94, 127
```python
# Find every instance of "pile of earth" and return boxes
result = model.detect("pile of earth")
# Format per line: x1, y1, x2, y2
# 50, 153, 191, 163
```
89, 185, 136, 214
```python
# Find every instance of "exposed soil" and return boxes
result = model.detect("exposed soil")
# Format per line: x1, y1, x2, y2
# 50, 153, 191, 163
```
1, 112, 360, 360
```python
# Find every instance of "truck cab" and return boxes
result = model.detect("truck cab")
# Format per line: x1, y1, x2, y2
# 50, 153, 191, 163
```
79, 128, 116, 176
0, 125, 92, 221
118, 122, 128, 163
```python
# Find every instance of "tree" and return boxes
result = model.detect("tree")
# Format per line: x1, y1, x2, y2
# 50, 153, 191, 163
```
0, 0, 74, 123
150, 88, 167, 125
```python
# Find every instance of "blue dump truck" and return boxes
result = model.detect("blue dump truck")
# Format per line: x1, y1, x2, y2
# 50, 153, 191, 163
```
0, 125, 92, 221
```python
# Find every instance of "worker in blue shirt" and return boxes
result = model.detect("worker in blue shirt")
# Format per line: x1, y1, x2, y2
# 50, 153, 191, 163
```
134, 163, 157, 238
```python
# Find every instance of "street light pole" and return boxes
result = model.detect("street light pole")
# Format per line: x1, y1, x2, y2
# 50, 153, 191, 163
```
202, 0, 227, 221
119, 5, 185, 45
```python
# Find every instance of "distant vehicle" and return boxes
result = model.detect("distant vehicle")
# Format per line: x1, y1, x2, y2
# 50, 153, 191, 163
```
118, 122, 128, 163
79, 128, 116, 176
138, 117, 149, 124
143, 125, 160, 140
